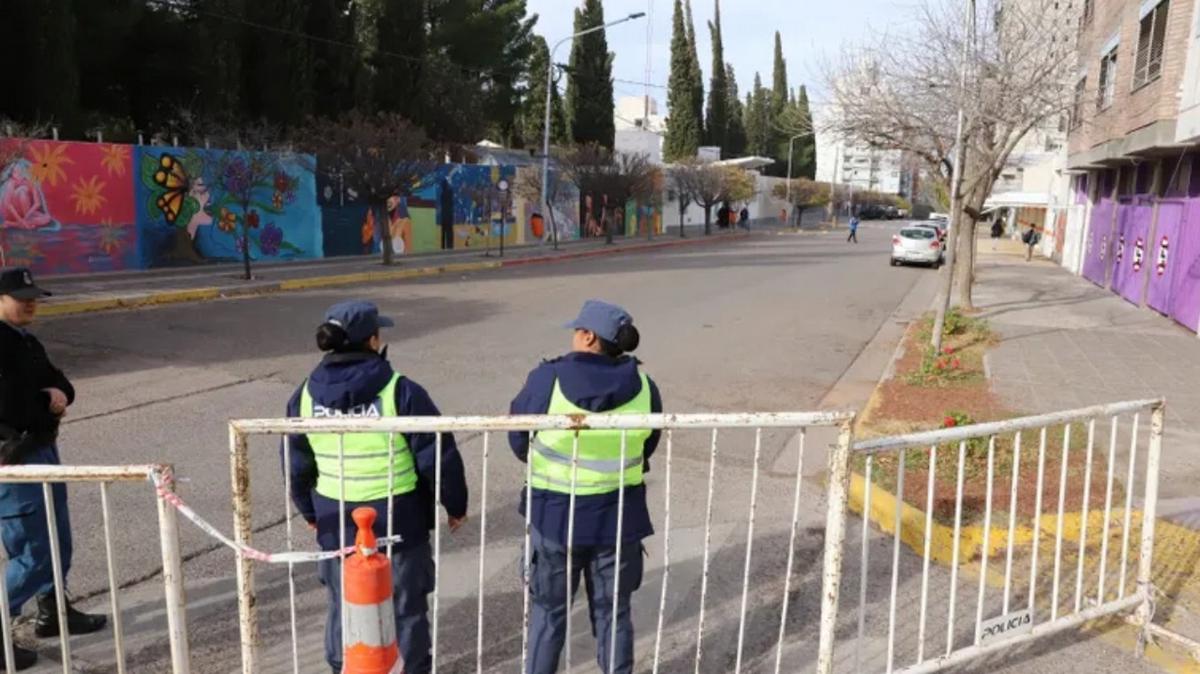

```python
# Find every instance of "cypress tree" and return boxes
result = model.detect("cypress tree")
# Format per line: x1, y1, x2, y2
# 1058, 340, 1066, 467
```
565, 0, 615, 148
796, 85, 816, 178
685, 0, 704, 148
704, 0, 728, 153
664, 0, 701, 161
724, 63, 747, 157
522, 36, 568, 148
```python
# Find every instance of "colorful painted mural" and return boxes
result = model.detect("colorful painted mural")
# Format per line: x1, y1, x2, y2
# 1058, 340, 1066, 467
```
0, 140, 138, 274
135, 146, 320, 267
2, 136, 595, 274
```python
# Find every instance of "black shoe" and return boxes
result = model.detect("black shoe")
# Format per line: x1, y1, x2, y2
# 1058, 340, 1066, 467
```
2, 644, 37, 671
33, 593, 107, 638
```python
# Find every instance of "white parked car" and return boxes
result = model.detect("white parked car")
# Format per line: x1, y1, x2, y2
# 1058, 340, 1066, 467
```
891, 226, 943, 267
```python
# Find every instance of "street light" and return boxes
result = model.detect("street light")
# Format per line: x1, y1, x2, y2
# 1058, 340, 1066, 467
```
541, 12, 647, 250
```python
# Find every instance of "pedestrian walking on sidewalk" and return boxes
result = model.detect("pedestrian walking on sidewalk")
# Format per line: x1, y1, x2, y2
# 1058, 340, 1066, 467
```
1022, 223, 1040, 261
739, 206, 750, 231
283, 300, 468, 674
0, 268, 107, 672
848, 215, 860, 243
509, 300, 663, 674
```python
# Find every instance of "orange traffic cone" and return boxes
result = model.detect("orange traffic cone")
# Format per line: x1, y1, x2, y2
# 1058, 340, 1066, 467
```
343, 507, 403, 674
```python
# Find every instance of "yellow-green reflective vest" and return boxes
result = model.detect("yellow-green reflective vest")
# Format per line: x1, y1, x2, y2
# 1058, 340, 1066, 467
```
299, 373, 416, 502
530, 373, 653, 496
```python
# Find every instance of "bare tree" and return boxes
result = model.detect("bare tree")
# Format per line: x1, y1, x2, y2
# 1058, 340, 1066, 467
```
773, 178, 831, 226
305, 112, 438, 266
561, 145, 659, 245
824, 0, 1071, 310
676, 161, 727, 235
667, 160, 702, 238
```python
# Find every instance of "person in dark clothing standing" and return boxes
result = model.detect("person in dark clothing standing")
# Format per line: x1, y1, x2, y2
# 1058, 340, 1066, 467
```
0, 268, 106, 671
283, 300, 468, 674
509, 300, 662, 674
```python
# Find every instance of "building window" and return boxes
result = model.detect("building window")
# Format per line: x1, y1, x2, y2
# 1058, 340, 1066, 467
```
1070, 77, 1087, 130
1097, 47, 1118, 109
1133, 0, 1170, 89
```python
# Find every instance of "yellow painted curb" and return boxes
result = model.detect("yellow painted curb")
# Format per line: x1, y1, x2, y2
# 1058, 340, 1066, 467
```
277, 260, 501, 291
849, 471, 1200, 671
40, 287, 222, 317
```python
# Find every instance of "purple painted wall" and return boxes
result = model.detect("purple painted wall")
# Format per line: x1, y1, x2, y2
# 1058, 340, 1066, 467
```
1148, 201, 1183, 314
1083, 199, 1114, 287
1112, 203, 1152, 305
1169, 200, 1200, 332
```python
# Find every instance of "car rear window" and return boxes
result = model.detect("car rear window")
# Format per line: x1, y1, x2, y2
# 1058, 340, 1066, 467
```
901, 228, 936, 239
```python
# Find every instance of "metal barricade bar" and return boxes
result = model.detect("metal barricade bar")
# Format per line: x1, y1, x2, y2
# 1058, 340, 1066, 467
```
839, 399, 1166, 674
227, 411, 856, 674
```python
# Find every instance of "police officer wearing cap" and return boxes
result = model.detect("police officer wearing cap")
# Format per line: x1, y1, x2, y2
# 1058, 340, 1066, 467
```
509, 300, 662, 674
283, 300, 468, 674
0, 268, 106, 671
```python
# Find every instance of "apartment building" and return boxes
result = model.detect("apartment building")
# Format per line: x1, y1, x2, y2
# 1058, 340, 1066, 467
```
1064, 0, 1200, 334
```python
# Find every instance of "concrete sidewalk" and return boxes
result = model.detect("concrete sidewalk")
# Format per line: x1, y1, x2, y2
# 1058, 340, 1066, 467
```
36, 230, 749, 317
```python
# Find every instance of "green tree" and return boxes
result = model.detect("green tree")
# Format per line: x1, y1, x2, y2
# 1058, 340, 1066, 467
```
771, 31, 788, 115
795, 85, 816, 178
197, 0, 244, 122
685, 0, 704, 147
307, 0, 359, 119
724, 63, 747, 157
374, 0, 428, 122
745, 73, 771, 157
520, 35, 567, 149
242, 0, 313, 126
664, 0, 701, 162
0, 0, 79, 129
704, 0, 728, 153
565, 0, 615, 148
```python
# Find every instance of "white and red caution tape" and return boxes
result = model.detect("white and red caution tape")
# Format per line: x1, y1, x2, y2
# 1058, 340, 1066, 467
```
151, 469, 403, 564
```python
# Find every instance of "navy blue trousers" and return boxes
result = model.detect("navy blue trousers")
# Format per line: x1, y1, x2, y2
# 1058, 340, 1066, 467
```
526, 531, 644, 674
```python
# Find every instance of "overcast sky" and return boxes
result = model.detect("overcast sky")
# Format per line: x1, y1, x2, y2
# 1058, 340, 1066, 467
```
523, 0, 920, 111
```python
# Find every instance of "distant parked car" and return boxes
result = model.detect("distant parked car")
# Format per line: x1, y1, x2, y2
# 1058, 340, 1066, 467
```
891, 226, 942, 267
859, 204, 889, 220
884, 205, 901, 219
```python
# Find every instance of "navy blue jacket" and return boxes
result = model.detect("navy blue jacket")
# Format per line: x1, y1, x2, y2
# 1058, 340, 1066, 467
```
509, 352, 662, 546
283, 351, 468, 551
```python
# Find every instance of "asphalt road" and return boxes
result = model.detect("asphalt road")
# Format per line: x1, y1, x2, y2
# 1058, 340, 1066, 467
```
15, 223, 1158, 673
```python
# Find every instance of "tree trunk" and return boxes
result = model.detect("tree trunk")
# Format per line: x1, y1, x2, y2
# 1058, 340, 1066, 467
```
679, 202, 687, 237
703, 206, 712, 236
377, 202, 395, 266
604, 206, 614, 245
240, 222, 252, 280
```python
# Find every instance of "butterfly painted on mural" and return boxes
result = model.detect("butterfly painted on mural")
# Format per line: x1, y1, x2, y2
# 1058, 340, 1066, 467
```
152, 154, 191, 224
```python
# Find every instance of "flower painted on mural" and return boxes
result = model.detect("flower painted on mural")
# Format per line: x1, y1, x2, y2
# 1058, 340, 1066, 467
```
99, 145, 129, 177
217, 207, 238, 232
28, 143, 73, 187
220, 157, 253, 196
272, 192, 284, 210
69, 175, 108, 216
0, 169, 53, 230
1115, 235, 1125, 263
1132, 237, 1145, 272
259, 223, 283, 256
1157, 236, 1170, 277
99, 219, 125, 256
235, 235, 247, 254
246, 210, 260, 229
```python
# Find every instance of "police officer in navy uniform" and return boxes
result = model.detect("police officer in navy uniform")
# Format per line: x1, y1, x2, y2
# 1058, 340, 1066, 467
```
0, 268, 106, 671
509, 300, 662, 674
283, 300, 468, 674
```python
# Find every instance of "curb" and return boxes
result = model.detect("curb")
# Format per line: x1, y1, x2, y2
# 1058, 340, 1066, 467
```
41, 234, 744, 318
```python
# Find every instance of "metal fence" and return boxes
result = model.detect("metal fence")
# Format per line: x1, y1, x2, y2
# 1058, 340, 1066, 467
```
225, 411, 855, 674
0, 463, 189, 674
834, 399, 1166, 674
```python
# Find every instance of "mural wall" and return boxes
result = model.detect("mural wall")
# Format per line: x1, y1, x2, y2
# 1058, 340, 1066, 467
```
135, 146, 321, 268
1, 137, 610, 276
0, 140, 139, 274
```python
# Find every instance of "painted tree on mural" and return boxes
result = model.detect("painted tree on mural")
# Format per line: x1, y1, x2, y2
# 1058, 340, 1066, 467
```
306, 112, 437, 266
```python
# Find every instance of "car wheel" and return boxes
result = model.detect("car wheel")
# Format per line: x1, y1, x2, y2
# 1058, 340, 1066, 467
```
890, 258, 899, 267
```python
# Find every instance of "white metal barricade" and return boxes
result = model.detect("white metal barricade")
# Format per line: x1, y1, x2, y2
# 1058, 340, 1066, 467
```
830, 399, 1167, 674
226, 411, 856, 674
0, 463, 189, 674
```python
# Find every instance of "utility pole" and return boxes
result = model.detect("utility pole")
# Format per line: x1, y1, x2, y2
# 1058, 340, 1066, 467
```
931, 0, 975, 353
